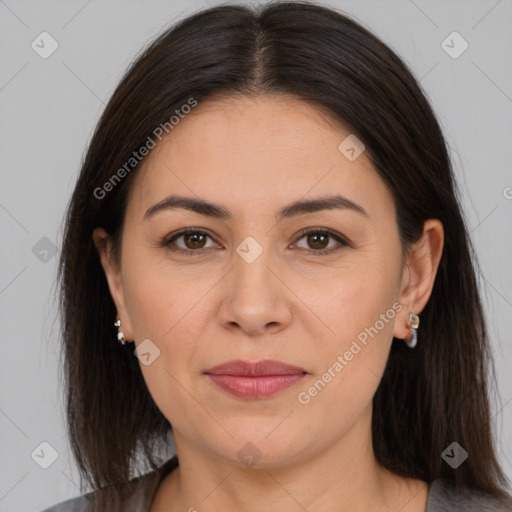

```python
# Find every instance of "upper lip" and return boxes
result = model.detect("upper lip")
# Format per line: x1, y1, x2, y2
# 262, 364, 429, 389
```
205, 359, 307, 376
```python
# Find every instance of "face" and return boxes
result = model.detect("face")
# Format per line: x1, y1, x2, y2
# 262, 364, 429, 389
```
96, 94, 415, 469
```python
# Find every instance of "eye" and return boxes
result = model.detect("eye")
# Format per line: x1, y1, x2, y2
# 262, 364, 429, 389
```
292, 228, 349, 255
160, 227, 349, 256
162, 228, 220, 255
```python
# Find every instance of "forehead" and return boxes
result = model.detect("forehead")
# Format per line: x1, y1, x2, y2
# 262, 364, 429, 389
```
125, 94, 393, 222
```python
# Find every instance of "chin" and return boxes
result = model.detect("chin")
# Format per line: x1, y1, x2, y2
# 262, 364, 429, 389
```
208, 426, 309, 470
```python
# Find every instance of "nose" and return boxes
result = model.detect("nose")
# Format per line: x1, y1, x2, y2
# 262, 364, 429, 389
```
216, 245, 293, 338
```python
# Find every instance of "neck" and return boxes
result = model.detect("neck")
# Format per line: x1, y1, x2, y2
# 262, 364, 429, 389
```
152, 408, 428, 512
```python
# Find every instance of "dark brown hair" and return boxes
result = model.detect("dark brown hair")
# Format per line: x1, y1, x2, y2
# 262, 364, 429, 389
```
57, 1, 511, 508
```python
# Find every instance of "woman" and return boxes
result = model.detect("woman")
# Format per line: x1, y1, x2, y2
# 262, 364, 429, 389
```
42, 2, 512, 511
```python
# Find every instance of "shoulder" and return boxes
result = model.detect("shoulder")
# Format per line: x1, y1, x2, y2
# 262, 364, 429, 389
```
38, 493, 93, 512
39, 457, 179, 512
426, 479, 512, 512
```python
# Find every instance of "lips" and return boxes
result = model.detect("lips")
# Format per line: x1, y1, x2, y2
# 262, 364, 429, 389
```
206, 359, 306, 376
205, 359, 307, 399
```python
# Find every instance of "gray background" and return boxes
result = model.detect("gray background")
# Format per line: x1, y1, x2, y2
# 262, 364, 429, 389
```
0, 0, 511, 510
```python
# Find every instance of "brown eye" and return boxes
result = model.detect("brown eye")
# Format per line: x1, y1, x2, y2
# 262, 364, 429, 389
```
305, 232, 330, 250
163, 229, 218, 253
293, 228, 349, 255
181, 232, 207, 249
162, 227, 349, 257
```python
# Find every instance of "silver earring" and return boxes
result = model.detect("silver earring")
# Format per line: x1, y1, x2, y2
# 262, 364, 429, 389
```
114, 319, 126, 345
404, 313, 419, 348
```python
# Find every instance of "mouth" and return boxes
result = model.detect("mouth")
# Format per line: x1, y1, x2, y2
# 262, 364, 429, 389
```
204, 359, 308, 399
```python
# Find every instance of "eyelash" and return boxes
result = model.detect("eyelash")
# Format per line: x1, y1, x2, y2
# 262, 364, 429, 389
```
159, 227, 350, 257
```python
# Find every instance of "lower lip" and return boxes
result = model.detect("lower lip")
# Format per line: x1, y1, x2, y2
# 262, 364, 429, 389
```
207, 373, 306, 399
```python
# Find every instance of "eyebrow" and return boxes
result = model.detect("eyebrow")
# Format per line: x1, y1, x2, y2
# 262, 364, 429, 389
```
143, 193, 369, 222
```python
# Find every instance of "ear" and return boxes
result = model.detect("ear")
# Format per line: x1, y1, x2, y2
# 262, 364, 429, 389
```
92, 227, 134, 341
393, 219, 444, 340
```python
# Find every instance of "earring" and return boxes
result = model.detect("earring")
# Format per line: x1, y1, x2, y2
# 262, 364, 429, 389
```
114, 319, 126, 345
405, 313, 419, 348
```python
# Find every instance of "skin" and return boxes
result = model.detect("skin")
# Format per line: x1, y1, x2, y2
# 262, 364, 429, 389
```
93, 94, 444, 512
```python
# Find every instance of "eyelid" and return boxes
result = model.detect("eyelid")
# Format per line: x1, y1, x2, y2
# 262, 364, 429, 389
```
160, 227, 350, 255
290, 227, 350, 254
293, 227, 349, 245
160, 228, 220, 253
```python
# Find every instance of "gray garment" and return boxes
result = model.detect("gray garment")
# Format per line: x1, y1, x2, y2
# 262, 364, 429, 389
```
425, 479, 512, 511
39, 459, 512, 511
38, 457, 178, 512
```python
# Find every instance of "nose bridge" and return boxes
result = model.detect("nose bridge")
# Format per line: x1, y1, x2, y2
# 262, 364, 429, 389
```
233, 233, 278, 296
216, 232, 292, 335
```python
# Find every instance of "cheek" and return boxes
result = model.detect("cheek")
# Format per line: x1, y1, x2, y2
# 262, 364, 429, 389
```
122, 267, 208, 431
293, 248, 400, 405
294, 249, 400, 345
121, 252, 218, 401
124, 269, 204, 355
294, 275, 397, 437
120, 241, 199, 338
